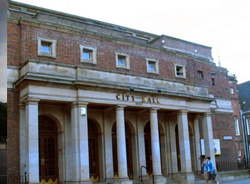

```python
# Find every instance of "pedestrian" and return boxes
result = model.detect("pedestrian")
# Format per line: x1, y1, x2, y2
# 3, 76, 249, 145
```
202, 158, 208, 182
206, 156, 219, 184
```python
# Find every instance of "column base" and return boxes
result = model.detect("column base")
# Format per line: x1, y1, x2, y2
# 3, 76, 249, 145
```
64, 181, 92, 184
113, 178, 132, 184
172, 173, 195, 184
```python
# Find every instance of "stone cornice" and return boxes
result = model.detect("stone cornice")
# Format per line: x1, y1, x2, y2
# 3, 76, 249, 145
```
8, 59, 215, 103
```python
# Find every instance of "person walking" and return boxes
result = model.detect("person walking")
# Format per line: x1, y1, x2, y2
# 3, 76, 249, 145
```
202, 158, 208, 182
206, 157, 219, 184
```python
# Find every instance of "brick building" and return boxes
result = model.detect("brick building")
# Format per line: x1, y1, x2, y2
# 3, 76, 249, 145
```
238, 80, 250, 166
7, 1, 245, 184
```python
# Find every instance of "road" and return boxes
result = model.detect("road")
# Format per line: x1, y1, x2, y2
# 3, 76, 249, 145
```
0, 149, 7, 184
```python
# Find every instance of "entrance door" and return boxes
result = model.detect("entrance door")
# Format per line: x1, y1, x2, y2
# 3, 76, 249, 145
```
88, 119, 100, 181
144, 122, 153, 174
39, 116, 59, 183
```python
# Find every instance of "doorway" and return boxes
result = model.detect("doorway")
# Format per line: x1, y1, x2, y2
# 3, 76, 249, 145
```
39, 115, 59, 183
88, 119, 100, 181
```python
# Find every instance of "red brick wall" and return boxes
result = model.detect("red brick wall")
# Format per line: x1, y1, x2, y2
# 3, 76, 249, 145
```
7, 90, 20, 176
8, 22, 218, 85
7, 23, 20, 66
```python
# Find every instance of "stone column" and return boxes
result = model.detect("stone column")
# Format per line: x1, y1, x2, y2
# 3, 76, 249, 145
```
19, 103, 26, 176
177, 110, 192, 173
202, 113, 216, 166
194, 115, 202, 173
25, 98, 40, 184
71, 102, 91, 184
150, 108, 166, 184
116, 105, 130, 181
176, 110, 194, 183
150, 108, 162, 175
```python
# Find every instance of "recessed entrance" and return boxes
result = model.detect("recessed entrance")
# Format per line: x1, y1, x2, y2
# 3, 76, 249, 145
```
39, 115, 59, 183
88, 119, 100, 181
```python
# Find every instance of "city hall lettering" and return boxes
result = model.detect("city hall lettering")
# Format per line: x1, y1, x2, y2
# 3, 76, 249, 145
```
116, 94, 160, 104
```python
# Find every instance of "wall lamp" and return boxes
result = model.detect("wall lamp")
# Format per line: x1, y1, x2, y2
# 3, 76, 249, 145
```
130, 86, 135, 91
157, 88, 162, 93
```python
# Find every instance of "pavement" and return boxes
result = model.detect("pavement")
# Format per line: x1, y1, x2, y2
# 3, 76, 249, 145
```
219, 178, 250, 184
0, 149, 7, 184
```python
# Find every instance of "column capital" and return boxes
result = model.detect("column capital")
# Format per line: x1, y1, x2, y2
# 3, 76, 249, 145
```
150, 107, 160, 113
116, 104, 126, 109
203, 112, 212, 117
71, 101, 89, 108
178, 109, 188, 115
23, 97, 40, 105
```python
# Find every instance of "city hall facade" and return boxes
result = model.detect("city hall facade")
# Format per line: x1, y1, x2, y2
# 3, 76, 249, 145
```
7, 1, 244, 184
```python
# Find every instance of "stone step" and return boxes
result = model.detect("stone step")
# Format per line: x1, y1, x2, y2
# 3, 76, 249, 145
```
166, 177, 179, 184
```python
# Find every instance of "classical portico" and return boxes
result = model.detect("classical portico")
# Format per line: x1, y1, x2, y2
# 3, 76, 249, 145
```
11, 59, 216, 184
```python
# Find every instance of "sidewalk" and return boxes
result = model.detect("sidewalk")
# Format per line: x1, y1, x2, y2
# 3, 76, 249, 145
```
220, 178, 250, 184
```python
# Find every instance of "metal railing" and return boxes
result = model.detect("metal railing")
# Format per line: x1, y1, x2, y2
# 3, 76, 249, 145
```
7, 172, 27, 184
216, 159, 250, 172
140, 166, 154, 184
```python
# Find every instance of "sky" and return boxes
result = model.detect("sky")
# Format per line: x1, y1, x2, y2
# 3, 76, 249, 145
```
8, 0, 250, 86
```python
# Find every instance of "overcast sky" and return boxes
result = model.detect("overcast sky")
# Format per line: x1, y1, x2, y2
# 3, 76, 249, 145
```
11, 0, 250, 85
0, 0, 7, 102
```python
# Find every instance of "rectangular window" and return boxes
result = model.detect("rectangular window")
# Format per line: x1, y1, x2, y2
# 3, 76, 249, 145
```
41, 41, 52, 53
148, 61, 155, 71
197, 71, 203, 79
234, 117, 240, 136
38, 37, 57, 58
118, 55, 126, 66
230, 87, 234, 94
174, 64, 186, 78
82, 49, 92, 60
80, 45, 97, 64
247, 118, 250, 135
115, 52, 130, 69
212, 78, 215, 85
146, 58, 159, 74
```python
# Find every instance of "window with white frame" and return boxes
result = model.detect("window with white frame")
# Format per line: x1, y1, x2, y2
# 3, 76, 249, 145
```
234, 117, 240, 136
37, 37, 57, 58
80, 45, 97, 64
230, 87, 234, 94
146, 58, 159, 74
174, 64, 186, 78
115, 52, 130, 69
246, 118, 250, 135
